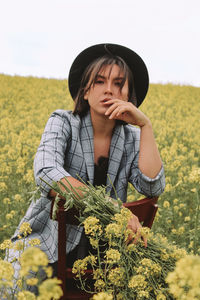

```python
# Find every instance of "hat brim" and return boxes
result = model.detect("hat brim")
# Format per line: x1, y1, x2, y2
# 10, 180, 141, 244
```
68, 43, 149, 107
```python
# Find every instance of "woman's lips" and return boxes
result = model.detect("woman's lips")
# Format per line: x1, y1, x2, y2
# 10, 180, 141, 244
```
100, 98, 112, 105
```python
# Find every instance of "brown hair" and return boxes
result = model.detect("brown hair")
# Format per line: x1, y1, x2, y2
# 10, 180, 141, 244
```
73, 55, 137, 116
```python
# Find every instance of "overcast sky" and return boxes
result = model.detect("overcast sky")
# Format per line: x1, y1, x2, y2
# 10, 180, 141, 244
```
0, 0, 199, 86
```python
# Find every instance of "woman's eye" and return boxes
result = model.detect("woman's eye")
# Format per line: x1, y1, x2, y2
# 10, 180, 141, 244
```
95, 80, 104, 84
115, 82, 121, 86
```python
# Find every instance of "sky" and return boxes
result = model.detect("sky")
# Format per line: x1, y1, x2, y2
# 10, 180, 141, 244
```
0, 0, 199, 87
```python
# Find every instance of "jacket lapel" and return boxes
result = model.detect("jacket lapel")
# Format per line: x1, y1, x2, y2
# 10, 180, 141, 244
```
79, 111, 125, 188
107, 124, 125, 190
80, 111, 94, 184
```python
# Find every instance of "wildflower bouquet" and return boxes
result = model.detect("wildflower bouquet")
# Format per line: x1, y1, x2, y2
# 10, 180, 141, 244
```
50, 179, 187, 300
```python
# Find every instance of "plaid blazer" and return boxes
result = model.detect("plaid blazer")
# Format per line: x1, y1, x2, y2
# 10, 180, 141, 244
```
11, 109, 165, 263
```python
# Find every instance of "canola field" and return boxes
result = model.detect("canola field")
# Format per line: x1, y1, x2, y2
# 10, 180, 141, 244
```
0, 73, 199, 255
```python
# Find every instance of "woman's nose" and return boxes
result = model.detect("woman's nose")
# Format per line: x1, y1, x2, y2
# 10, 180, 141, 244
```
104, 81, 113, 94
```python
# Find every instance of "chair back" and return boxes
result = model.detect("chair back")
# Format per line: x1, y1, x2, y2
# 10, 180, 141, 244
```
123, 197, 158, 228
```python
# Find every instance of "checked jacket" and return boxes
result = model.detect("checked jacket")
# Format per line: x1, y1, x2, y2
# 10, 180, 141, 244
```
11, 109, 165, 263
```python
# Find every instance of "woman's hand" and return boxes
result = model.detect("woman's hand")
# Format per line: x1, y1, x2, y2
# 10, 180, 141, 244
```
48, 176, 86, 200
127, 214, 148, 247
105, 98, 162, 179
104, 99, 150, 127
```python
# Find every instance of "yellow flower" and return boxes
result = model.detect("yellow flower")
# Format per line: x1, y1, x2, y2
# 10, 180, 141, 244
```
127, 243, 137, 252
0, 260, 14, 281
13, 240, 24, 251
135, 258, 161, 277
37, 278, 63, 300
26, 277, 38, 286
83, 216, 102, 237
87, 255, 97, 265
138, 227, 150, 239
92, 292, 113, 300
174, 206, 179, 212
17, 279, 23, 289
20, 247, 49, 276
189, 241, 194, 249
113, 207, 133, 226
19, 222, 32, 237
178, 226, 185, 234
173, 198, 178, 204
137, 290, 150, 299
44, 266, 53, 278
127, 194, 134, 202
24, 169, 34, 184
116, 293, 124, 300
184, 216, 190, 222
28, 238, 40, 246
105, 223, 122, 239
164, 183, 172, 192
94, 279, 106, 291
105, 249, 121, 264
72, 258, 88, 276
108, 267, 125, 287
93, 268, 104, 280
169, 247, 187, 260
14, 194, 23, 202
166, 255, 200, 299
17, 291, 36, 300
3, 197, 11, 204
156, 293, 166, 300
89, 237, 99, 248
128, 274, 147, 290
0, 182, 7, 192
163, 201, 170, 208
0, 239, 13, 250
188, 168, 200, 183
6, 212, 15, 220
160, 249, 170, 261
72, 255, 96, 277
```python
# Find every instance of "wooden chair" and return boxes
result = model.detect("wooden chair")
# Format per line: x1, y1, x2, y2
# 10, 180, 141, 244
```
50, 196, 158, 300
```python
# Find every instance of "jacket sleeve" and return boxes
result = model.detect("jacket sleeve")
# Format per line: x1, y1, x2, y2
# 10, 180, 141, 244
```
129, 150, 165, 197
34, 110, 72, 197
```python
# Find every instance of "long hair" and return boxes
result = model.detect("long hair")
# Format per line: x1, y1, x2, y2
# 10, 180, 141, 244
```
73, 55, 137, 116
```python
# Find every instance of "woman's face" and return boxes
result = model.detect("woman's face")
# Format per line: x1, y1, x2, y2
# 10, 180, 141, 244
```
84, 64, 129, 117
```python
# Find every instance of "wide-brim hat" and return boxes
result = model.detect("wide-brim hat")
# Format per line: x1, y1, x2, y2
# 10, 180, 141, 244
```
68, 43, 149, 107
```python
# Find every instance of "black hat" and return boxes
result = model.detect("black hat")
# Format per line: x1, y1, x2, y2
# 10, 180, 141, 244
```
68, 43, 149, 107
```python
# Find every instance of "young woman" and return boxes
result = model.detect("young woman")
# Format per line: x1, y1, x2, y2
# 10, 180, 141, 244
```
10, 43, 165, 284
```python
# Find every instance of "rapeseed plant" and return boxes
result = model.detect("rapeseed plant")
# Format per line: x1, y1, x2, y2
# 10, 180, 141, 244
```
0, 75, 199, 253
0, 222, 63, 299
166, 255, 200, 299
0, 74, 200, 297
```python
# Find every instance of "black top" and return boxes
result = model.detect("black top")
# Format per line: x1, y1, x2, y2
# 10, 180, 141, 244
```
93, 156, 109, 187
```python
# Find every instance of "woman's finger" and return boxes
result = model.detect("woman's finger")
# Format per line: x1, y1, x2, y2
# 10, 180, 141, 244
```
133, 229, 148, 248
108, 106, 126, 119
105, 102, 121, 116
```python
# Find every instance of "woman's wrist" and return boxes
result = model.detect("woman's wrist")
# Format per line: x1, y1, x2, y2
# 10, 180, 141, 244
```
139, 118, 152, 129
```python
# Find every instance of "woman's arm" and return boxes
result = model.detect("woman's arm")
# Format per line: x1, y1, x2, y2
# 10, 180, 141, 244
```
105, 99, 162, 178
138, 120, 162, 178
34, 110, 83, 198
